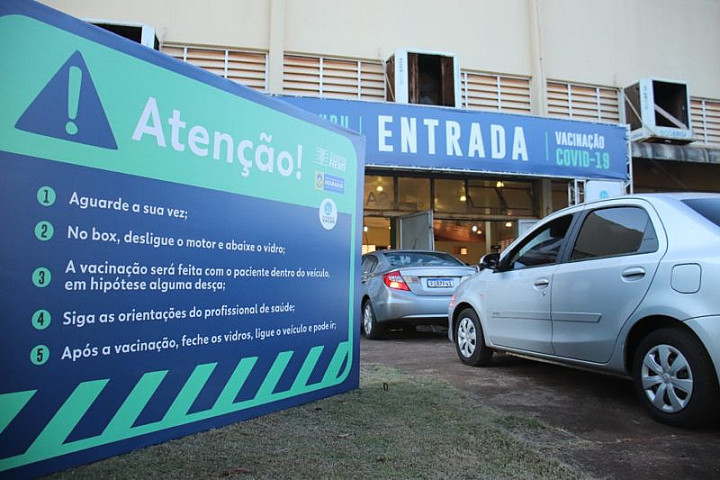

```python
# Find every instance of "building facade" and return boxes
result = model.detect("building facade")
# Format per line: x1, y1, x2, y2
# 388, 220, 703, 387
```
39, 0, 720, 261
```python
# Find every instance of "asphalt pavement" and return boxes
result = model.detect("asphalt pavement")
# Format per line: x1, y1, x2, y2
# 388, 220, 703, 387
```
360, 327, 720, 480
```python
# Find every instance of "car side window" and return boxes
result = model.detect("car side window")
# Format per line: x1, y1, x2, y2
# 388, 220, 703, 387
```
361, 256, 378, 274
571, 206, 658, 260
505, 215, 573, 270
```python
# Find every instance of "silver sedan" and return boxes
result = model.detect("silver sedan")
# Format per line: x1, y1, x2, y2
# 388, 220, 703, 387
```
449, 192, 720, 428
361, 250, 475, 339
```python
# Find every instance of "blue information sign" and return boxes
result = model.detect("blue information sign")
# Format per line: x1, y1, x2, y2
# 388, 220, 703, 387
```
0, 1, 363, 478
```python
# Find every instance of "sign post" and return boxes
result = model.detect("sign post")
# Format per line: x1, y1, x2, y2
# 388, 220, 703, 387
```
0, 2, 363, 478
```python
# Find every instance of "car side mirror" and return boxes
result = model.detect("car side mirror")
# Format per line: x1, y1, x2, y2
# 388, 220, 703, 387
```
478, 253, 500, 271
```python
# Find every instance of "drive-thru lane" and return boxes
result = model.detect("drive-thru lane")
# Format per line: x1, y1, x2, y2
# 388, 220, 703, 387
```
360, 328, 720, 480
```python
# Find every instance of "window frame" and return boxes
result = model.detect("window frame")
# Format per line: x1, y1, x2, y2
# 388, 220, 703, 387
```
498, 214, 575, 272
361, 255, 379, 275
569, 206, 659, 262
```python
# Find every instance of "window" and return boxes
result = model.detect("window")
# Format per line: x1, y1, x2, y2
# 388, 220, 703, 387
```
625, 80, 689, 131
461, 71, 531, 114
466, 179, 534, 217
385, 51, 458, 107
683, 197, 720, 227
363, 217, 391, 253
162, 44, 267, 91
505, 215, 573, 270
434, 179, 467, 213
552, 181, 570, 212
547, 81, 620, 123
571, 207, 658, 260
364, 175, 394, 211
92, 21, 158, 49
384, 251, 464, 268
361, 256, 378, 274
283, 55, 385, 100
397, 177, 431, 211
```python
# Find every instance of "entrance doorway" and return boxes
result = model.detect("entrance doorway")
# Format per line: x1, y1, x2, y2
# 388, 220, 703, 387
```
362, 172, 570, 262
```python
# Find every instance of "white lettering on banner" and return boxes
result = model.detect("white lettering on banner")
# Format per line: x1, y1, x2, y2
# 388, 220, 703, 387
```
512, 127, 528, 160
424, 118, 439, 155
468, 123, 485, 158
375, 115, 528, 161
554, 131, 605, 150
446, 121, 461, 156
131, 97, 305, 180
378, 115, 393, 152
491, 124, 505, 159
401, 117, 416, 153
133, 97, 166, 147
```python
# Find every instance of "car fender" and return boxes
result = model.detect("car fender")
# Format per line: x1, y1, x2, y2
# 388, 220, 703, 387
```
448, 271, 492, 343
684, 315, 720, 387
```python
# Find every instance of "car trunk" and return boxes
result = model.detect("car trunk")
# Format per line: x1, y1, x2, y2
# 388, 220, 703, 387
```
397, 266, 475, 296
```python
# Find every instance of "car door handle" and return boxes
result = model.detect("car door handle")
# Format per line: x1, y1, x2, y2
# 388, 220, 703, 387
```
622, 267, 646, 280
533, 278, 550, 288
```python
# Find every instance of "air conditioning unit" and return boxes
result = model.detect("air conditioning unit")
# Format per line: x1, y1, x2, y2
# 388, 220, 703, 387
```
623, 78, 692, 144
86, 19, 159, 50
385, 49, 461, 108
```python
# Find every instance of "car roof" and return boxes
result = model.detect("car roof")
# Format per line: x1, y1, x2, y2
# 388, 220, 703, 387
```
547, 191, 720, 216
363, 250, 447, 257
586, 191, 719, 205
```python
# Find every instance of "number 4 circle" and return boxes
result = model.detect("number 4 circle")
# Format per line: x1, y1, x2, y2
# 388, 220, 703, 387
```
32, 310, 51, 330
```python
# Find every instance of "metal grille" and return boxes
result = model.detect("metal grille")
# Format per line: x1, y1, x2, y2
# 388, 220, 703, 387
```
547, 81, 620, 123
461, 71, 531, 114
691, 97, 720, 147
162, 44, 267, 91
282, 54, 385, 100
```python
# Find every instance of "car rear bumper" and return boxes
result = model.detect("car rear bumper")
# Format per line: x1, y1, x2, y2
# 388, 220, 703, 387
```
372, 289, 452, 325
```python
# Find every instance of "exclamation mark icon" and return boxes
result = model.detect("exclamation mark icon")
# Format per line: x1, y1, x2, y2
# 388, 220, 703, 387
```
65, 66, 82, 135
16, 50, 118, 149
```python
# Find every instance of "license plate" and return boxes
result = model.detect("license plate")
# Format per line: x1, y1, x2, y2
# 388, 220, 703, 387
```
427, 278, 454, 288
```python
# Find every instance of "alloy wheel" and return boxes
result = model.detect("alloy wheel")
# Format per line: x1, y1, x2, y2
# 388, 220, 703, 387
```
457, 316, 477, 359
363, 303, 373, 336
640, 343, 694, 414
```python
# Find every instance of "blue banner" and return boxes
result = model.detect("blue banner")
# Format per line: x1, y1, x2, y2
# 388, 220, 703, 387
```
282, 96, 629, 181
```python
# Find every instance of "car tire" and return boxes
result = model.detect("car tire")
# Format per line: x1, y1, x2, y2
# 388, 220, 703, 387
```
362, 300, 384, 340
632, 328, 720, 428
454, 308, 493, 366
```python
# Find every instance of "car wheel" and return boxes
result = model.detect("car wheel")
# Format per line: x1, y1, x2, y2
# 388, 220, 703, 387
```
362, 300, 383, 340
633, 328, 719, 428
454, 308, 493, 366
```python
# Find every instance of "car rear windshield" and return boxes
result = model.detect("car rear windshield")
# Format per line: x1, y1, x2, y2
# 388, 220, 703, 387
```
682, 198, 720, 227
384, 252, 465, 267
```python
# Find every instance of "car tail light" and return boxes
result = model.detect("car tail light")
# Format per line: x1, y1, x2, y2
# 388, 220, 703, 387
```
383, 270, 410, 291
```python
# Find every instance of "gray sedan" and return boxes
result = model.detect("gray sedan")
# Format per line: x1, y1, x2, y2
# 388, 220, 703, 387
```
361, 250, 475, 339
449, 192, 720, 427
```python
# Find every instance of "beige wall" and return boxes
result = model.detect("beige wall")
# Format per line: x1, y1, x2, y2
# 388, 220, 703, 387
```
39, 0, 271, 50
39, 0, 720, 98
283, 0, 533, 74
539, 0, 720, 97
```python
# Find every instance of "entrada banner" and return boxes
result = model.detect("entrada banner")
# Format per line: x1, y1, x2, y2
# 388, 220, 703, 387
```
282, 96, 630, 181
0, 1, 363, 478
